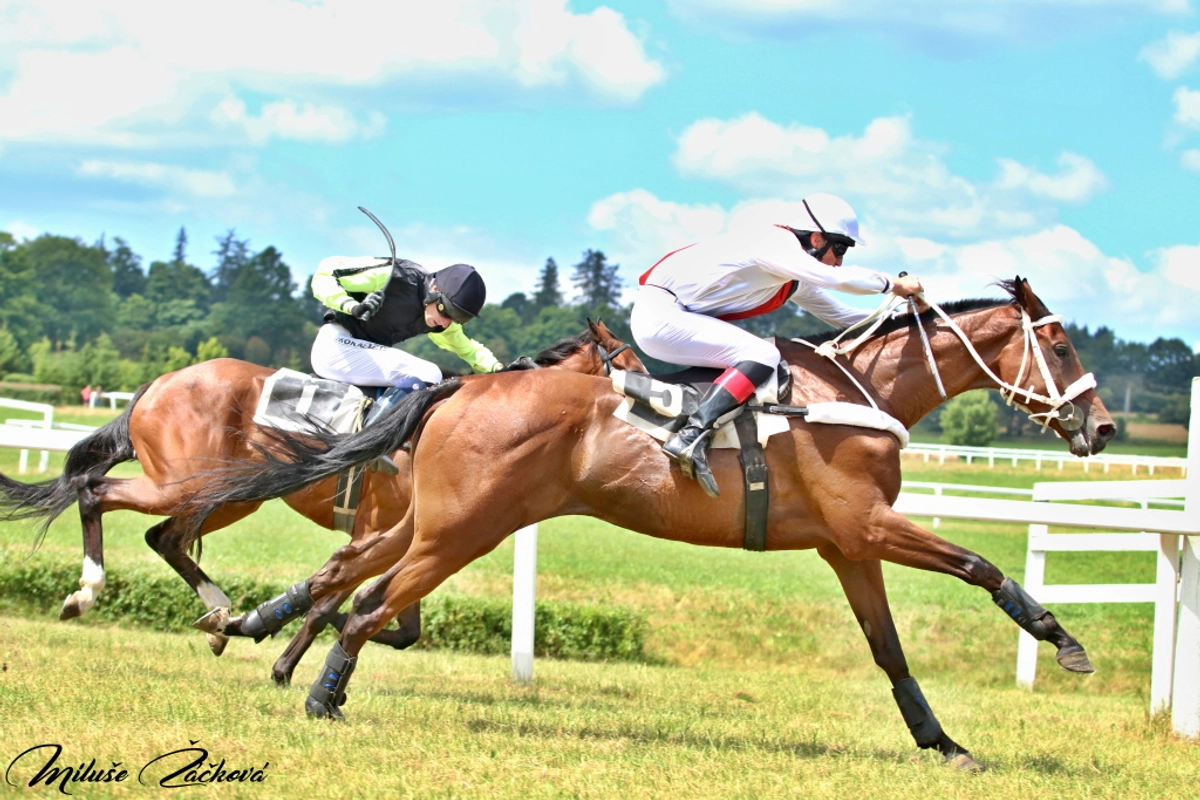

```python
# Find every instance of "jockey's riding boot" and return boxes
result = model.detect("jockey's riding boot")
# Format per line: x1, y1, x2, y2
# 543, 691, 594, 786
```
363, 379, 428, 475
662, 361, 774, 498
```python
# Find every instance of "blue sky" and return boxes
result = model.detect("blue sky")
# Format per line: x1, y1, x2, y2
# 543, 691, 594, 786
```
2, 0, 1199, 349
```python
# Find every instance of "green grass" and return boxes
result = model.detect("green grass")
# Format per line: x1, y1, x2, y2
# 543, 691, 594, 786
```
0, 425, 1195, 796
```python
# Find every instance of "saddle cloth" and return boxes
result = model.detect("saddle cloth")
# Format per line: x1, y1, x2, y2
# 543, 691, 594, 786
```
610, 370, 911, 449
611, 369, 790, 449
253, 368, 368, 435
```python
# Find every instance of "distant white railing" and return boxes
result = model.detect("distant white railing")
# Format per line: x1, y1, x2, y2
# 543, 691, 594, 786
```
0, 398, 96, 473
906, 442, 1188, 476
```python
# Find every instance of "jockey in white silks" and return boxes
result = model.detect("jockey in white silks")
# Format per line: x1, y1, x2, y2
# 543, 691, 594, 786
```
630, 192, 926, 498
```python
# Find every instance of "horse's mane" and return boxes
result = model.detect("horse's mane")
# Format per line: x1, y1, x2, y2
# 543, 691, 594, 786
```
533, 330, 592, 367
800, 279, 1023, 346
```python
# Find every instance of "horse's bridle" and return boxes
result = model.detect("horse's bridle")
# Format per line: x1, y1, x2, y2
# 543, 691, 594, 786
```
597, 342, 631, 376
995, 309, 1095, 432
802, 295, 1096, 433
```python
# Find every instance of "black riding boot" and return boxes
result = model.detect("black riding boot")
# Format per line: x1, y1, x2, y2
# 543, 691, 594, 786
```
662, 361, 773, 498
362, 380, 427, 474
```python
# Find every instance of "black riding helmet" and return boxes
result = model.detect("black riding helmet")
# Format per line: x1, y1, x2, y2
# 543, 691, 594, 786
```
424, 263, 486, 325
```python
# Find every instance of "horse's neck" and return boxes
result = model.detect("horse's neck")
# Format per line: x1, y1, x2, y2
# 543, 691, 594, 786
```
554, 347, 603, 377
851, 307, 1015, 428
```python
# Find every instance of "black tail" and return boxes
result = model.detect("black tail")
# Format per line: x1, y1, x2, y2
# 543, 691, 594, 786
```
182, 379, 463, 516
0, 384, 146, 546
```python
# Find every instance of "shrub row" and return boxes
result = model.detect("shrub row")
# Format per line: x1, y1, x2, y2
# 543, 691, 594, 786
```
0, 555, 648, 662
0, 381, 64, 405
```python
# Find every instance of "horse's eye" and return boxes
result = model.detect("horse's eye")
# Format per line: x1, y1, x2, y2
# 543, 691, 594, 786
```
1053, 344, 1069, 358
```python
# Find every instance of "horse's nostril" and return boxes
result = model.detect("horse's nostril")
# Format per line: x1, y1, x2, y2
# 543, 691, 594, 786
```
1097, 423, 1116, 442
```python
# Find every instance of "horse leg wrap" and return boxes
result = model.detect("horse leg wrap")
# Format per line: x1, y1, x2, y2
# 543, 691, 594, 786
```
306, 641, 357, 720
241, 581, 313, 642
991, 577, 1050, 639
892, 677, 945, 749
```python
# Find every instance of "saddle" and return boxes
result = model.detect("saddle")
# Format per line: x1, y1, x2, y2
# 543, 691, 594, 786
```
611, 363, 911, 551
253, 369, 375, 533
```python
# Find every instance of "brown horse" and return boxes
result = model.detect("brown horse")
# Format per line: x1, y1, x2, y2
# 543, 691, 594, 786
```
0, 320, 645, 684
188, 277, 1115, 768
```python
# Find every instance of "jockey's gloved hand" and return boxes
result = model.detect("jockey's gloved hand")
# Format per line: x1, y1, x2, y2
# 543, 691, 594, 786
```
498, 356, 538, 372
352, 291, 385, 320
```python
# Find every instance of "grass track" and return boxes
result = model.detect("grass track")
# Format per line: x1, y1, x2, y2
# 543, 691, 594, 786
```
1, 425, 1196, 796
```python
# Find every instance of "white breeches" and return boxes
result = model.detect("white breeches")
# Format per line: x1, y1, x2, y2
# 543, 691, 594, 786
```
311, 323, 443, 387
630, 286, 781, 370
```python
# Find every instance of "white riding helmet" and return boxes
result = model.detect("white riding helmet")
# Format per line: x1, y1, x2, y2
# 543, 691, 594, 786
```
800, 193, 867, 246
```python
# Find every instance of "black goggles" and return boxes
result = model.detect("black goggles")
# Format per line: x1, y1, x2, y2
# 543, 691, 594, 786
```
826, 235, 855, 258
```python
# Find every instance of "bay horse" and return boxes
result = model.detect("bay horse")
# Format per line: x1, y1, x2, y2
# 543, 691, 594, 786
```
0, 320, 645, 684
188, 277, 1114, 769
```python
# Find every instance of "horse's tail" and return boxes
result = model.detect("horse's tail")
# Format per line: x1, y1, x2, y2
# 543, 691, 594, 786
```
183, 378, 463, 515
0, 383, 148, 546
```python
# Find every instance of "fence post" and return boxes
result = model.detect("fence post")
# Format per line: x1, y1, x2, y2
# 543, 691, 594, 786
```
1173, 378, 1200, 737
511, 524, 538, 684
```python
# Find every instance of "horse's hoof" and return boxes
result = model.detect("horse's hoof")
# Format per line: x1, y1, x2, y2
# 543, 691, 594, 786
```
59, 598, 82, 620
946, 752, 986, 772
1056, 644, 1095, 674
193, 607, 230, 635
272, 668, 293, 688
206, 633, 229, 657
305, 697, 345, 721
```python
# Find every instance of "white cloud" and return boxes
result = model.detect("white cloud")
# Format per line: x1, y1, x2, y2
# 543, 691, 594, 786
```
0, 0, 665, 146
76, 160, 237, 198
1, 220, 43, 242
669, 112, 1106, 240
1140, 30, 1200, 78
1173, 86, 1200, 127
588, 187, 1200, 344
994, 152, 1109, 202
1182, 148, 1200, 170
211, 97, 387, 144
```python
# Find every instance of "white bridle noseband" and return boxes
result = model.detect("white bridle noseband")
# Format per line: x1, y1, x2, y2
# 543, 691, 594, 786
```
802, 295, 1096, 433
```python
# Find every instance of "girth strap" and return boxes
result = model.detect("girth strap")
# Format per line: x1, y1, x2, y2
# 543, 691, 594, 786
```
734, 411, 769, 551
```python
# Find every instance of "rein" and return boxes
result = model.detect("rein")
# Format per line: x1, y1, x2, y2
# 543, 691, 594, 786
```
794, 294, 1096, 432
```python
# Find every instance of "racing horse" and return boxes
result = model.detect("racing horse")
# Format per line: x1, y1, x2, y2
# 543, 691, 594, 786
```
188, 277, 1115, 769
0, 320, 645, 683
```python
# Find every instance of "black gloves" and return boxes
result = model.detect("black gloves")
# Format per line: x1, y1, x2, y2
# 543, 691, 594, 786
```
351, 291, 385, 320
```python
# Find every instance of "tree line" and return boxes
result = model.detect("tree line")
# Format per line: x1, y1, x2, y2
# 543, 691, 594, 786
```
0, 227, 1196, 425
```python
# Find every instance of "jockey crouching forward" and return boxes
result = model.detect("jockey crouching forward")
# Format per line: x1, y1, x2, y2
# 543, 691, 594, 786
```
311, 255, 501, 431
630, 192, 924, 498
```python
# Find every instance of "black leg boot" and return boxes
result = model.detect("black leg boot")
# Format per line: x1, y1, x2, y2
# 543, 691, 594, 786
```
362, 380, 427, 475
662, 361, 773, 498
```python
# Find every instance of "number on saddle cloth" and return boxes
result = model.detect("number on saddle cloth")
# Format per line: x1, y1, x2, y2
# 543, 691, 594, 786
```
610, 362, 792, 448
253, 369, 368, 435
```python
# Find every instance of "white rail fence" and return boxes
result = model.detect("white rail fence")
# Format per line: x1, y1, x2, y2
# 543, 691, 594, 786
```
0, 399, 97, 473
906, 442, 1188, 475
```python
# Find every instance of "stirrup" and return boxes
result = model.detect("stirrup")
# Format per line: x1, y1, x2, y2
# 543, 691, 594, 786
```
368, 454, 400, 475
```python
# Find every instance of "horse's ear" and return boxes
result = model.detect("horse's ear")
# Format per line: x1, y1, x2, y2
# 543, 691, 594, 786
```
587, 318, 603, 337
1013, 275, 1051, 318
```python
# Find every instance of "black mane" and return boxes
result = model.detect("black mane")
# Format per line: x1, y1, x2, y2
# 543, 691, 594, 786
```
532, 330, 592, 367
800, 282, 1021, 346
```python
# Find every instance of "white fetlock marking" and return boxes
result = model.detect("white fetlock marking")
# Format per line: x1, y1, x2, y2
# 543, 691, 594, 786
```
69, 558, 106, 614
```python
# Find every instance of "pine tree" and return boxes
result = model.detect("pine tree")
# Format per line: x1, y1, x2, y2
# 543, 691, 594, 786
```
108, 237, 146, 298
172, 227, 188, 265
211, 229, 251, 304
533, 257, 563, 309
571, 250, 622, 311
